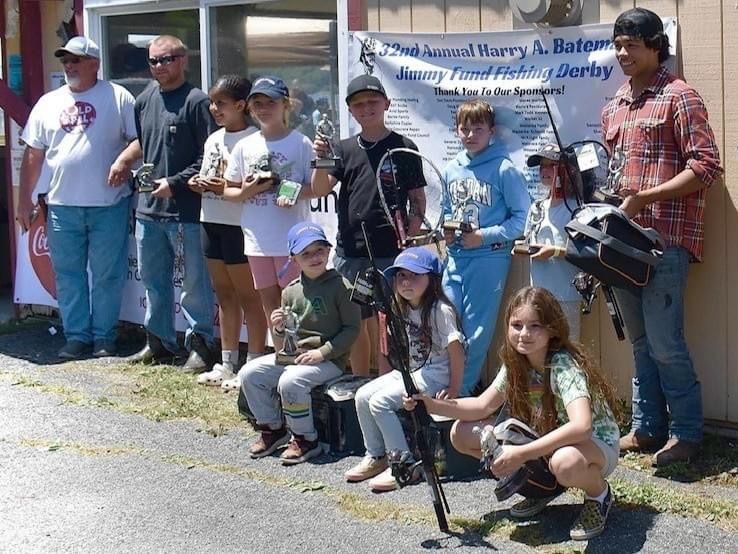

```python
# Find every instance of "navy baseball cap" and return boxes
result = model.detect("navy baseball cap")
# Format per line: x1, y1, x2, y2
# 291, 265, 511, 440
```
54, 36, 100, 59
384, 247, 442, 280
345, 74, 387, 103
287, 222, 331, 255
248, 76, 289, 100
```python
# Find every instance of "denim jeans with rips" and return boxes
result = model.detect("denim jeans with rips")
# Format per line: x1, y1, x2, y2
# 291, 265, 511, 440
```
135, 219, 214, 353
47, 198, 130, 344
615, 246, 703, 443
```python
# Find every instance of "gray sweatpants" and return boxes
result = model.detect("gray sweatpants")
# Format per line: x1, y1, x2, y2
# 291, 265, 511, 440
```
241, 353, 343, 440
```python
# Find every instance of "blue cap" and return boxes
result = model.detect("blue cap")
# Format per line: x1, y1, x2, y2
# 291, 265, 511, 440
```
384, 247, 442, 280
54, 36, 100, 59
287, 222, 330, 255
248, 76, 289, 100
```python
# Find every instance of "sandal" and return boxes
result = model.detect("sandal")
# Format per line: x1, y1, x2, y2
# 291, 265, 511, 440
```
197, 363, 233, 386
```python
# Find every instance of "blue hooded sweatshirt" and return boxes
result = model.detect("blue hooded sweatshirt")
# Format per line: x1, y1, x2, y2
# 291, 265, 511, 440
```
442, 140, 531, 258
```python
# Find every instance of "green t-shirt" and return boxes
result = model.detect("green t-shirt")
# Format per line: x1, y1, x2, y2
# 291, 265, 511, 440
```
491, 350, 620, 449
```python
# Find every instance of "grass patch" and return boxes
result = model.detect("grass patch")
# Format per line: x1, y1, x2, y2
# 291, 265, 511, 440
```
618, 434, 738, 487
20, 437, 141, 457
6, 362, 249, 437
0, 317, 50, 336
611, 477, 738, 530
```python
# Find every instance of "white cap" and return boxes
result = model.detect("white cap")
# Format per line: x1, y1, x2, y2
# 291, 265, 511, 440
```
54, 36, 100, 59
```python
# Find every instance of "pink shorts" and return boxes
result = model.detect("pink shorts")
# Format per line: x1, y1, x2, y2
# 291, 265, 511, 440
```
247, 255, 300, 290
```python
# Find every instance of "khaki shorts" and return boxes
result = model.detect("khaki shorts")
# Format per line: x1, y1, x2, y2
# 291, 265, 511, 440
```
593, 436, 620, 477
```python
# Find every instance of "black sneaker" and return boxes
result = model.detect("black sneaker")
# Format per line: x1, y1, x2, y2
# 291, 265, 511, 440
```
570, 483, 613, 541
126, 333, 175, 364
58, 340, 91, 360
93, 340, 117, 358
182, 333, 212, 373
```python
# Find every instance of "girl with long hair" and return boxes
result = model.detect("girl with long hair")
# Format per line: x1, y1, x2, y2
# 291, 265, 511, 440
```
405, 287, 621, 541
188, 74, 268, 388
346, 247, 465, 492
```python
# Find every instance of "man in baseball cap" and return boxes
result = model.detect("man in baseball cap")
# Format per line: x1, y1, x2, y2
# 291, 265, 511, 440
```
54, 36, 100, 59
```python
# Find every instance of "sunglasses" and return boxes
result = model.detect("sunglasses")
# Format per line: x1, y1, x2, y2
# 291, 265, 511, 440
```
60, 56, 82, 65
148, 54, 183, 67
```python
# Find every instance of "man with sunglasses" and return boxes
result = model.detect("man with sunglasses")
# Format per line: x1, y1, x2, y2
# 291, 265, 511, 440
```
17, 36, 137, 359
111, 35, 217, 371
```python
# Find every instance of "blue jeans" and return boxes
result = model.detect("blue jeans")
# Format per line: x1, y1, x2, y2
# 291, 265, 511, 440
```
47, 198, 130, 344
443, 254, 510, 395
615, 247, 703, 442
135, 219, 214, 352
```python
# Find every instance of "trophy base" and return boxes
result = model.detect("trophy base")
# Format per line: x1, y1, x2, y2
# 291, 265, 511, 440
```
276, 350, 298, 366
442, 221, 475, 233
311, 157, 342, 170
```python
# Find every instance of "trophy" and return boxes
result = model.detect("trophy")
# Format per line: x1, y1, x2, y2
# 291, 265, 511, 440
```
595, 146, 625, 206
134, 163, 156, 193
276, 308, 302, 365
443, 180, 477, 234
311, 114, 342, 170
196, 143, 227, 195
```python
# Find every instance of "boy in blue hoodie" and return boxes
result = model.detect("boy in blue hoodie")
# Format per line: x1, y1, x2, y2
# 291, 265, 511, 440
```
442, 99, 530, 394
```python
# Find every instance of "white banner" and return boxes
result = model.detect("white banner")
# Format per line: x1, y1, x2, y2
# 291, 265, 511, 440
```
343, 20, 676, 198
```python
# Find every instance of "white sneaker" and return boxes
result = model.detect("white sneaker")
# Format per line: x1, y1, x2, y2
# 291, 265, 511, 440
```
197, 363, 233, 386
368, 467, 398, 492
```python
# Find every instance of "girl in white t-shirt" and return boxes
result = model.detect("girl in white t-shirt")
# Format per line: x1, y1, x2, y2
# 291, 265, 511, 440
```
513, 145, 582, 340
224, 76, 314, 335
187, 75, 268, 388
345, 248, 465, 492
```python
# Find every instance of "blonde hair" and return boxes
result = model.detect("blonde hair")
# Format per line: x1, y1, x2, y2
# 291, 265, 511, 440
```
500, 287, 622, 435
248, 95, 292, 128
455, 98, 495, 128
149, 35, 187, 56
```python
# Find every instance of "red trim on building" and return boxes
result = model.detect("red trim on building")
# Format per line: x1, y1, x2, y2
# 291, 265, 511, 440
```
347, 0, 365, 31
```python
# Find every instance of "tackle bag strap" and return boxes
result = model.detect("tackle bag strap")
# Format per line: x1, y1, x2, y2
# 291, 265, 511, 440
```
566, 219, 662, 267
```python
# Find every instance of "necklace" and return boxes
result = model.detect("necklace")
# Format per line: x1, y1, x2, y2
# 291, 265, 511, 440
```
356, 130, 390, 151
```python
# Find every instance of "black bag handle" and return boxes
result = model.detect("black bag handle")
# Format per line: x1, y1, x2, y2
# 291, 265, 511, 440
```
566, 219, 662, 266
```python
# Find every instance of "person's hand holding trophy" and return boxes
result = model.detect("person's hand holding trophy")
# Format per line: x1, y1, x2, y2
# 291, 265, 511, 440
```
273, 307, 302, 365
311, 114, 342, 170
443, 180, 478, 245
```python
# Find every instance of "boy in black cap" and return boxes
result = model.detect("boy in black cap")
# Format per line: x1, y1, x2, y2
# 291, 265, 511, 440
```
311, 74, 426, 376
602, 8, 722, 466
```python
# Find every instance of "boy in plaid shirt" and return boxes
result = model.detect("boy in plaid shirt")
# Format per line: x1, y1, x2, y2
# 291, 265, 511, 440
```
601, 8, 722, 466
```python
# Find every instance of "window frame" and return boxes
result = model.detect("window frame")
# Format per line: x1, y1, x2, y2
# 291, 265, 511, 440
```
84, 0, 348, 101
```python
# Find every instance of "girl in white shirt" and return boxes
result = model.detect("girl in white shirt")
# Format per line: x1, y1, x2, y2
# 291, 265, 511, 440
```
188, 75, 268, 388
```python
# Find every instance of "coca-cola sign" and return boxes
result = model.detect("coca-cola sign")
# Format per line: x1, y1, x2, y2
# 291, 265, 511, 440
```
27, 210, 57, 299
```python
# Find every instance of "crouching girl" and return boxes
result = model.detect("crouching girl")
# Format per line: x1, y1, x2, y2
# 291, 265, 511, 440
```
405, 287, 620, 540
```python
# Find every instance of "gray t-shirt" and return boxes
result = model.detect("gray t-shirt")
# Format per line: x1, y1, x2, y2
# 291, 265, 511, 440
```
21, 80, 136, 207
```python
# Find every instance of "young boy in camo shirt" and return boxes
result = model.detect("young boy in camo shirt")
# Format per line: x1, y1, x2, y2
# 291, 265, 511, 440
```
240, 222, 361, 465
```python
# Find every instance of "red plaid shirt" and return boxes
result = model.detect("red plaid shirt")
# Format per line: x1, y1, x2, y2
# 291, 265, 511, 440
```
601, 66, 722, 261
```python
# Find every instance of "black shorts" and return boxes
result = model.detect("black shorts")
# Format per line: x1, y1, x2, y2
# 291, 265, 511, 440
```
201, 222, 248, 265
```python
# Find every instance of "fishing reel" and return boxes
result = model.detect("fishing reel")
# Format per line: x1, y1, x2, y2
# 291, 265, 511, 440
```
388, 449, 423, 488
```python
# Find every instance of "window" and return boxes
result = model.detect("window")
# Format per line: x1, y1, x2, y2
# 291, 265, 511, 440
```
102, 10, 200, 97
209, 1, 338, 139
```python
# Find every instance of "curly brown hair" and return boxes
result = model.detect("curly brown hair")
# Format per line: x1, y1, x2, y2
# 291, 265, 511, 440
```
500, 287, 621, 435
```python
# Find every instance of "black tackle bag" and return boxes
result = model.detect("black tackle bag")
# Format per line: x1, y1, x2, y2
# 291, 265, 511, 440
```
565, 203, 664, 289
490, 419, 566, 501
